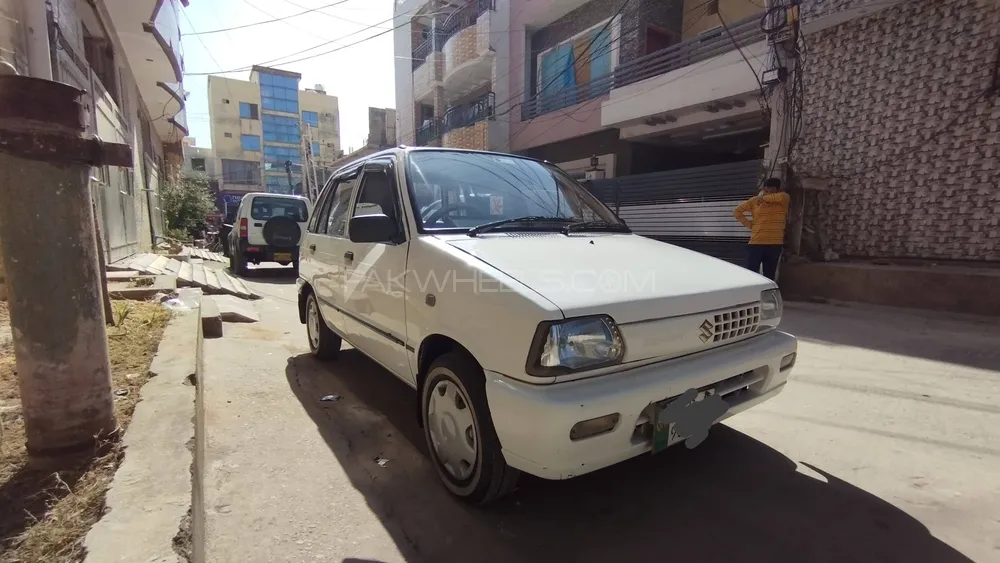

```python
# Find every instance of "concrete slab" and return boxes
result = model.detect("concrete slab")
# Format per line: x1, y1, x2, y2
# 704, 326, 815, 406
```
83, 300, 201, 563
200, 296, 223, 339
211, 295, 260, 323
106, 270, 141, 280
108, 275, 177, 300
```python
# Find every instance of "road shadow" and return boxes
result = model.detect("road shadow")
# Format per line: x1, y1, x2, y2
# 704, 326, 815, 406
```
229, 264, 297, 285
285, 351, 972, 563
782, 301, 1000, 372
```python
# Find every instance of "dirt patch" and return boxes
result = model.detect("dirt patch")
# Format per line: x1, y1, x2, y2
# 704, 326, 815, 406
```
0, 300, 172, 562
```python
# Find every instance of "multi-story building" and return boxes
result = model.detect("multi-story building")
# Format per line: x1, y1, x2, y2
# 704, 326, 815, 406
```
393, 0, 511, 151
0, 0, 189, 264
206, 66, 341, 199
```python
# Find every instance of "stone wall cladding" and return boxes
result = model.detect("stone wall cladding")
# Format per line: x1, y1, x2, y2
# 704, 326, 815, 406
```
443, 120, 488, 149
413, 52, 443, 101
796, 0, 1000, 261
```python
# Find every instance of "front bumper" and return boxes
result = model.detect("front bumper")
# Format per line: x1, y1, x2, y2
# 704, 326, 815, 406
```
485, 329, 797, 480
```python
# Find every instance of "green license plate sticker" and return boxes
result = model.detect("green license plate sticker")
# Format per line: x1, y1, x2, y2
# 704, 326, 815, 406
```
652, 388, 730, 454
273, 252, 292, 261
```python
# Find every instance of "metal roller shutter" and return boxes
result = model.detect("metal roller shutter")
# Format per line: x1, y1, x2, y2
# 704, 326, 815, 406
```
586, 160, 762, 264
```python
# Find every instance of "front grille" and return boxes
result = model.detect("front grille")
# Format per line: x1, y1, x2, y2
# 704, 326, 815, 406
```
710, 304, 760, 343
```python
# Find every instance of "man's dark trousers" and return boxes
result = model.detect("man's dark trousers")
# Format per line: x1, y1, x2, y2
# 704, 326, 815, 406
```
746, 244, 783, 281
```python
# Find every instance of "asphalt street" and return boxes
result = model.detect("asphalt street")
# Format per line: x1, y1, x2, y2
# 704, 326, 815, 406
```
202, 264, 1000, 563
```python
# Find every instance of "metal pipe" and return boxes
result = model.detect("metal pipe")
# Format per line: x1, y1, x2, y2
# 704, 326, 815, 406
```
22, 0, 53, 79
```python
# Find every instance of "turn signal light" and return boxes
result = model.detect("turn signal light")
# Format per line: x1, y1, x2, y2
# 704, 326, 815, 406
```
570, 413, 620, 441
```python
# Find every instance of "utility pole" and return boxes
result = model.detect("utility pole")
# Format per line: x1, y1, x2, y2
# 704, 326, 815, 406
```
0, 75, 133, 459
763, 0, 802, 257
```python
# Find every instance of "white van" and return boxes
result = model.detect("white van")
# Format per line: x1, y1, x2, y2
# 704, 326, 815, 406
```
296, 148, 797, 504
227, 193, 311, 275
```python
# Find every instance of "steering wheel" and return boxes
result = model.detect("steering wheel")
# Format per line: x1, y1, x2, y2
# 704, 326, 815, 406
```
423, 202, 486, 226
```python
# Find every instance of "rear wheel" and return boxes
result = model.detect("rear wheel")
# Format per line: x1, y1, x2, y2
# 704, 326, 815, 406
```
422, 352, 519, 504
306, 293, 340, 360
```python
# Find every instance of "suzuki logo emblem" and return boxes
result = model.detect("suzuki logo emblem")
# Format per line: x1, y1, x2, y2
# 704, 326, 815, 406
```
698, 319, 714, 343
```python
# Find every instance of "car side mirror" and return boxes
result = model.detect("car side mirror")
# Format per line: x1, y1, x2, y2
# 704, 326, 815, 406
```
349, 214, 397, 243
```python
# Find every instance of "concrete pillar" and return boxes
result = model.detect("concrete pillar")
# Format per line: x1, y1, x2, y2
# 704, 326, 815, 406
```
0, 75, 128, 458
433, 86, 446, 118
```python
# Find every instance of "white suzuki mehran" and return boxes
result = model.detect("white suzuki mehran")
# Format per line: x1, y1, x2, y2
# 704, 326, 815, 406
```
297, 147, 797, 504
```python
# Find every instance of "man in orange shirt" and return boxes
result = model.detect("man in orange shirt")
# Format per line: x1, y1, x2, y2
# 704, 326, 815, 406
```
733, 177, 790, 281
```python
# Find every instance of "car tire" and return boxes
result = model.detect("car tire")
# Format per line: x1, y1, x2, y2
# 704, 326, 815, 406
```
421, 352, 519, 505
306, 292, 340, 360
232, 253, 247, 276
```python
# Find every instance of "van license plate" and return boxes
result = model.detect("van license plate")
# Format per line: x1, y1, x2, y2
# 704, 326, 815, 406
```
651, 388, 729, 454
273, 252, 292, 262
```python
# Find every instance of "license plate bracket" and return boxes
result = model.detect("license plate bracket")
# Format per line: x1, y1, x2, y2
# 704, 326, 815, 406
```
651, 388, 729, 454
273, 252, 292, 262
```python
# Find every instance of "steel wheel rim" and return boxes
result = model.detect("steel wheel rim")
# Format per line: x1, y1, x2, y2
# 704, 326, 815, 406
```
427, 377, 478, 481
307, 297, 321, 350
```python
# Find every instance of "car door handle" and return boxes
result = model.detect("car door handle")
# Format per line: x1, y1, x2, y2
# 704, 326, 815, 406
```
344, 251, 354, 262
309, 244, 316, 252
253, 222, 263, 227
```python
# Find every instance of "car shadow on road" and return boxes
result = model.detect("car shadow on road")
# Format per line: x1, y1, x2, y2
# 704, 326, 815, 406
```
228, 265, 298, 285
285, 351, 972, 563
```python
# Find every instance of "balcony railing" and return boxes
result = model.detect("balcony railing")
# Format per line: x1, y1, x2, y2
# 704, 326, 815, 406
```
412, 37, 433, 70
519, 12, 764, 121
438, 0, 493, 44
416, 91, 495, 145
614, 12, 764, 89
444, 92, 495, 132
521, 73, 615, 121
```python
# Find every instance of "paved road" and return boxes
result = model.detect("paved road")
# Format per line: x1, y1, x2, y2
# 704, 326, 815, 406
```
203, 265, 1000, 563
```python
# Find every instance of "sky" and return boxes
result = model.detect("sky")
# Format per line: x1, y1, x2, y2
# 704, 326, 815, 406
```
179, 0, 396, 154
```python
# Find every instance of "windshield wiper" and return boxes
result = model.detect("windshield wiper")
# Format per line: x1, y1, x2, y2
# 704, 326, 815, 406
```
467, 216, 574, 237
562, 220, 632, 235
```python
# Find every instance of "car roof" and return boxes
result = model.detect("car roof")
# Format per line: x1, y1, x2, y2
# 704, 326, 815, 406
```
328, 147, 551, 179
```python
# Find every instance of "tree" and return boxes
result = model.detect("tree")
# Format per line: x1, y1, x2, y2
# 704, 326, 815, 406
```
161, 173, 216, 240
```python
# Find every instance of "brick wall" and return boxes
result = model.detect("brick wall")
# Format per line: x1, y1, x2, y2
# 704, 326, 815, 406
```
797, 0, 1000, 261
443, 120, 488, 149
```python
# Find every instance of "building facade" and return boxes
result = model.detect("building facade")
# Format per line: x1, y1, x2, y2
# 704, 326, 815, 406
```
393, 0, 511, 151
0, 0, 189, 264
206, 66, 341, 198
328, 107, 398, 171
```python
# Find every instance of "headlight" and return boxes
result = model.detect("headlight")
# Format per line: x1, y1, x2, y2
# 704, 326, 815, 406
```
527, 315, 625, 376
760, 289, 783, 326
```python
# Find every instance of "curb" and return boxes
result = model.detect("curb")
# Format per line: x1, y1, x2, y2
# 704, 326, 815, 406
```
83, 291, 206, 563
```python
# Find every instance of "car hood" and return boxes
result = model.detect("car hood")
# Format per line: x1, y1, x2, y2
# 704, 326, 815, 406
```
442, 233, 773, 323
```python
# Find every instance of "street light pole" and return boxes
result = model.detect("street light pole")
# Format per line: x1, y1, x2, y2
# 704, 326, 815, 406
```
0, 75, 133, 459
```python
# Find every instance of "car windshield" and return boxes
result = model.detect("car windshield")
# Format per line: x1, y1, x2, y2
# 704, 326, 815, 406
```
406, 151, 622, 231
249, 197, 309, 222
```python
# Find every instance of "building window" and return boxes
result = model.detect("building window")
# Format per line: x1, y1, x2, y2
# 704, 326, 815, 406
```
302, 110, 319, 128
265, 174, 301, 195
239, 102, 259, 120
311, 142, 320, 157
263, 145, 301, 167
241, 134, 261, 151
262, 113, 301, 144
222, 159, 260, 184
259, 72, 300, 114
224, 132, 233, 138
535, 18, 618, 114
223, 99, 230, 104
191, 157, 206, 171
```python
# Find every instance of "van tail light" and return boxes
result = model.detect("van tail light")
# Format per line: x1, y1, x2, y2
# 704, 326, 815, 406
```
239, 218, 248, 238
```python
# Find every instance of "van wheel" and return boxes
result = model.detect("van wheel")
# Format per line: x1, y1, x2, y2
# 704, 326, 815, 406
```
422, 352, 519, 504
306, 293, 340, 360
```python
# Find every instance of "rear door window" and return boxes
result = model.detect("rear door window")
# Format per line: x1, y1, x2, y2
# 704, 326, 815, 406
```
250, 197, 309, 222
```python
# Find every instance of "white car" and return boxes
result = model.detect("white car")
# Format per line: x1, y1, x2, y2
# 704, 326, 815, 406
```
297, 148, 797, 504
228, 192, 311, 275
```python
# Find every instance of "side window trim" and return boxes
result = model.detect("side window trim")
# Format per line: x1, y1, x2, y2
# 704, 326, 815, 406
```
307, 178, 335, 233
349, 158, 406, 243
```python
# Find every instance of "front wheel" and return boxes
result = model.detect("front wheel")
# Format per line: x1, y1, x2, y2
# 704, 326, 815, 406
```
422, 352, 519, 504
306, 293, 340, 360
